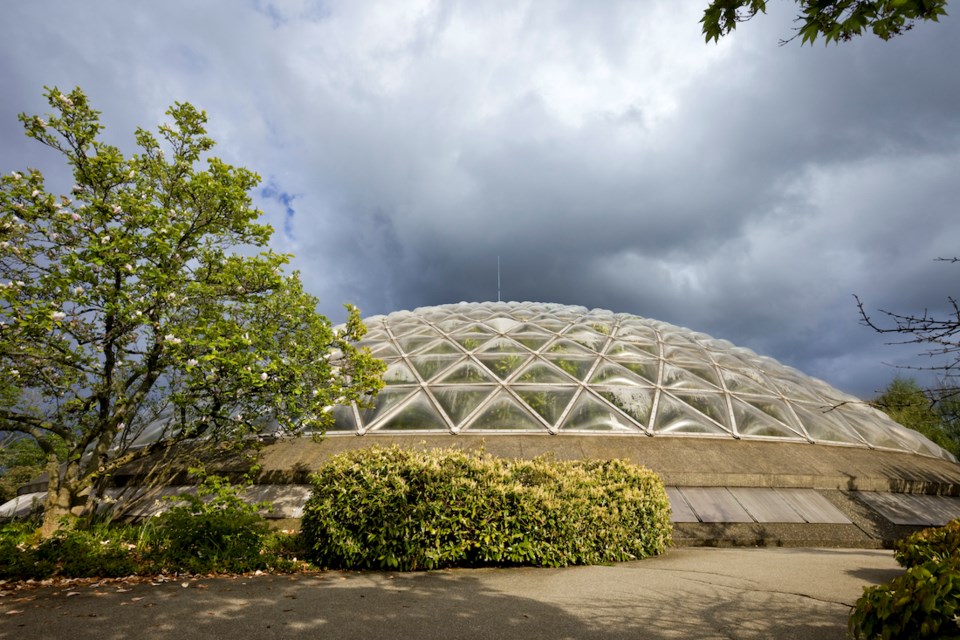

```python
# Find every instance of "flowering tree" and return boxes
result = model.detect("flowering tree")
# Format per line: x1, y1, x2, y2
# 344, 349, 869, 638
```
0, 87, 384, 535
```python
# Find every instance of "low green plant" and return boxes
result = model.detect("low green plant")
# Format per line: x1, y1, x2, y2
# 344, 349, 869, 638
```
301, 445, 671, 571
849, 557, 960, 639
0, 519, 139, 579
148, 469, 271, 574
894, 517, 960, 567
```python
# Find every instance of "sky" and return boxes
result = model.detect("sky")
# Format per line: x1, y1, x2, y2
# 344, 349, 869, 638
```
1, 0, 958, 399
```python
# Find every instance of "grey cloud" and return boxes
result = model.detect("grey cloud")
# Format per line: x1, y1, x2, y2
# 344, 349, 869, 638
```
2, 0, 959, 400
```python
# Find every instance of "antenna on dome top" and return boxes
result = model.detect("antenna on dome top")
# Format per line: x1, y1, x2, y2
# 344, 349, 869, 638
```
497, 256, 501, 302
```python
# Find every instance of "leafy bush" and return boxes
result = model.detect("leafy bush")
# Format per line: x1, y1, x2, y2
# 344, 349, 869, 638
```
0, 471, 294, 579
301, 446, 672, 570
0, 521, 138, 579
849, 557, 960, 639
894, 517, 960, 567
148, 470, 271, 574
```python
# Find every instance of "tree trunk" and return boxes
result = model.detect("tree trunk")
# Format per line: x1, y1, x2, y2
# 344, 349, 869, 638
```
40, 457, 77, 538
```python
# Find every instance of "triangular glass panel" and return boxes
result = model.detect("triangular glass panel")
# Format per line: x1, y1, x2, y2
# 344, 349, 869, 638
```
382, 361, 419, 385
327, 404, 358, 432
730, 397, 804, 439
615, 359, 660, 385
477, 337, 528, 354
607, 341, 659, 359
418, 340, 463, 356
408, 355, 461, 381
661, 363, 721, 391
515, 386, 578, 426
616, 325, 659, 344
545, 339, 596, 356
543, 355, 595, 381
460, 322, 496, 334
652, 393, 730, 435
450, 332, 495, 351
588, 362, 652, 386
359, 387, 416, 426
475, 354, 531, 380
397, 335, 441, 354
372, 393, 450, 431
563, 329, 607, 352
662, 345, 710, 363
432, 386, 496, 427
596, 386, 654, 427
515, 361, 574, 384
738, 394, 802, 430
669, 390, 731, 428
790, 403, 864, 445
558, 392, 641, 432
436, 361, 498, 384
462, 392, 547, 431
368, 343, 401, 358
684, 363, 722, 387
508, 323, 548, 335
720, 369, 771, 396
842, 409, 912, 450
484, 316, 522, 334
511, 332, 554, 351
771, 377, 823, 402
529, 318, 569, 332
436, 317, 470, 332
361, 329, 389, 342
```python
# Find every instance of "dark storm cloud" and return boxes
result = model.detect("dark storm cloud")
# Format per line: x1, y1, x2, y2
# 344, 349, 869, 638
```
2, 0, 959, 398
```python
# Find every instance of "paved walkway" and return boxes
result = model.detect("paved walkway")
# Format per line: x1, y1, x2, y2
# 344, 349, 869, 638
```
1, 547, 901, 640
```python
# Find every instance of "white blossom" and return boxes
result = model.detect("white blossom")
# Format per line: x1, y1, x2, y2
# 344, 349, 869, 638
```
11, 172, 21, 180
260, 372, 268, 381
125, 264, 134, 272
128, 170, 136, 179
71, 212, 81, 222
51, 311, 66, 321
74, 286, 83, 295
164, 334, 182, 345
31, 190, 40, 198
111, 204, 122, 214
9, 370, 18, 377
72, 184, 83, 194
187, 358, 198, 367
15, 281, 25, 287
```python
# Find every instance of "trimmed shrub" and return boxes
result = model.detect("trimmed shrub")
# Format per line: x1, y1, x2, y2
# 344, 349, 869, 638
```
301, 445, 672, 570
894, 517, 960, 567
849, 557, 960, 640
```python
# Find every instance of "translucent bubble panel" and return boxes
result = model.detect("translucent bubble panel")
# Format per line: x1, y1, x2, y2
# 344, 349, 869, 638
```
331, 302, 954, 461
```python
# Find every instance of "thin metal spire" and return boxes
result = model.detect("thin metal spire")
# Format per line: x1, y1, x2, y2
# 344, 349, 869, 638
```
497, 256, 501, 302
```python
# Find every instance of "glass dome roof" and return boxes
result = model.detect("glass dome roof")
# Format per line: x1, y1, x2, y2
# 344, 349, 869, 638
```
329, 301, 954, 461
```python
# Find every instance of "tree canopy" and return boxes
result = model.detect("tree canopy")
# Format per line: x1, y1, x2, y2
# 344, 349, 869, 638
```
702, 0, 948, 44
0, 87, 384, 534
872, 376, 960, 456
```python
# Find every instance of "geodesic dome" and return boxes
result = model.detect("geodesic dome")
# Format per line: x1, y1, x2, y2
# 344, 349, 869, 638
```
328, 302, 954, 461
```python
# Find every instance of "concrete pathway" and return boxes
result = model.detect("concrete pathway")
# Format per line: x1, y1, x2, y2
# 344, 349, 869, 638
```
1, 547, 901, 640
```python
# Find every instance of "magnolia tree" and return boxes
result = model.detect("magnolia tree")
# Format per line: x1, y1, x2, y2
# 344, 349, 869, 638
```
0, 87, 384, 535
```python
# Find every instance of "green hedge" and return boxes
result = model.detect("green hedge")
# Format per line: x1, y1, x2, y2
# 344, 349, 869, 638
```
849, 557, 960, 639
850, 517, 960, 639
300, 446, 672, 570
894, 517, 960, 567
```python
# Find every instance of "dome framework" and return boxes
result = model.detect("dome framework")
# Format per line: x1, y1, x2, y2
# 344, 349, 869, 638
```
329, 301, 953, 462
